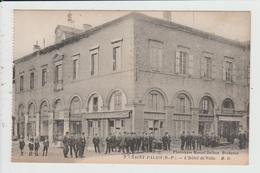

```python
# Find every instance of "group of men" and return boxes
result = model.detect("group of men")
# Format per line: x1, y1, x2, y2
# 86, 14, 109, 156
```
62, 132, 86, 158
18, 136, 49, 156
180, 131, 204, 150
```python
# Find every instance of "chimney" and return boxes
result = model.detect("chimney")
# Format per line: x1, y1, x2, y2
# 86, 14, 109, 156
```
82, 24, 92, 31
163, 11, 172, 21
33, 41, 41, 52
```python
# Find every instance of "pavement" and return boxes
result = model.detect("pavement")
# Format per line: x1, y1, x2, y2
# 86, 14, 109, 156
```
11, 141, 248, 164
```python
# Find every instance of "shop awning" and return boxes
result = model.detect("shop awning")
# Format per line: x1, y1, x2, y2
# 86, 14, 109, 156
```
218, 116, 243, 122
84, 110, 132, 119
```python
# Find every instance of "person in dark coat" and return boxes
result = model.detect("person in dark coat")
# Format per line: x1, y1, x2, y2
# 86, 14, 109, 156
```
92, 133, 100, 153
75, 134, 81, 157
105, 133, 112, 154
143, 132, 149, 152
63, 132, 70, 158
196, 133, 203, 150
191, 131, 196, 150
19, 138, 25, 156
180, 131, 186, 150
79, 132, 86, 157
162, 132, 171, 151
185, 131, 191, 150
135, 132, 142, 152
125, 132, 131, 154
119, 132, 126, 153
69, 134, 77, 158
28, 138, 34, 156
129, 132, 135, 154
34, 137, 40, 156
42, 137, 49, 156
116, 132, 122, 152
148, 132, 154, 152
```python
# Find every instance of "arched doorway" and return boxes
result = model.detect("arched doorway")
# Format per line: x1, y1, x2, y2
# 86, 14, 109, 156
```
53, 99, 64, 141
143, 89, 166, 138
198, 96, 215, 136
39, 101, 49, 141
27, 103, 36, 139
69, 96, 82, 135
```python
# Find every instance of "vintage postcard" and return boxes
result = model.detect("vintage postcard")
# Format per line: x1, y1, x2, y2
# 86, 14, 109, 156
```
10, 10, 250, 165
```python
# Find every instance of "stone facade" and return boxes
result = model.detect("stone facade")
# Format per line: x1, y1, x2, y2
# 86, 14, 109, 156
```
13, 13, 250, 144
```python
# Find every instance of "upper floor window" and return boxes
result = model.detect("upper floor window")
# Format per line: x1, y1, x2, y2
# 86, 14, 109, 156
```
149, 40, 163, 71
20, 75, 24, 91
91, 53, 98, 76
72, 54, 80, 80
176, 47, 193, 75
55, 64, 63, 83
42, 68, 47, 86
111, 39, 122, 72
223, 57, 235, 82
30, 72, 34, 89
201, 56, 212, 79
146, 90, 165, 112
108, 90, 126, 111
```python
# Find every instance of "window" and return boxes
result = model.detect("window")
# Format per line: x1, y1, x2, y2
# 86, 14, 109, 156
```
93, 97, 98, 112
149, 40, 163, 70
223, 59, 234, 82
222, 98, 234, 114
150, 92, 158, 111
199, 97, 214, 114
20, 75, 24, 91
91, 53, 98, 76
113, 47, 120, 71
180, 51, 188, 74
111, 39, 122, 72
73, 59, 79, 80
30, 72, 34, 89
176, 48, 193, 75
114, 92, 122, 110
55, 64, 63, 83
202, 56, 212, 78
42, 68, 47, 86
202, 98, 209, 114
179, 97, 185, 113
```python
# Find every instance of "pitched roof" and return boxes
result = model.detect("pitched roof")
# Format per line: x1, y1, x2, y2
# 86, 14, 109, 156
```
14, 12, 249, 64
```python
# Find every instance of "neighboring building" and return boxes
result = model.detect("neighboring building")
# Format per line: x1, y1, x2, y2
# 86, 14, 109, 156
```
13, 12, 250, 144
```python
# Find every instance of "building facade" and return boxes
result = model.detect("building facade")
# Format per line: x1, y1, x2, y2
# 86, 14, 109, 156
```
13, 13, 250, 143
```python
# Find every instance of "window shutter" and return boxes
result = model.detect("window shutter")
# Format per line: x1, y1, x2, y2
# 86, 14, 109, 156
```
211, 59, 216, 79
232, 63, 236, 82
222, 62, 226, 81
188, 54, 194, 76
175, 51, 180, 74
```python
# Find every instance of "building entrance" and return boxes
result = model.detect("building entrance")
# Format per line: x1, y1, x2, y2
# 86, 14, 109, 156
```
218, 121, 239, 143
108, 119, 125, 135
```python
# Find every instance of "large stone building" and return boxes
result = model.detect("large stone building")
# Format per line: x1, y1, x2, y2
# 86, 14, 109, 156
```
13, 12, 250, 143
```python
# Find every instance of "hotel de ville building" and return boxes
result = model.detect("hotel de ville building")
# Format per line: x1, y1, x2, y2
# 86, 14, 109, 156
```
12, 12, 250, 144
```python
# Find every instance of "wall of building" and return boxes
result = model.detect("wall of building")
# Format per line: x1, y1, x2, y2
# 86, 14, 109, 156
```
133, 17, 250, 136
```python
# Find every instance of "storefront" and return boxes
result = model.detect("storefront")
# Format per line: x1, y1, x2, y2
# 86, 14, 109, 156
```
85, 110, 131, 137
144, 112, 165, 138
217, 115, 242, 143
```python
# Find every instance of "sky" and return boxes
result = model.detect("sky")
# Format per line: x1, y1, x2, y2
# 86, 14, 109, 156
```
13, 10, 250, 60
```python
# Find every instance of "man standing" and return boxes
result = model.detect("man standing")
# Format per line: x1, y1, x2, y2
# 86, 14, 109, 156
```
19, 137, 25, 156
69, 134, 77, 158
196, 133, 203, 150
34, 137, 40, 156
180, 131, 186, 150
148, 132, 154, 152
105, 133, 112, 154
42, 136, 49, 156
92, 133, 100, 153
143, 132, 149, 152
185, 131, 191, 150
191, 131, 196, 150
63, 132, 70, 158
79, 132, 86, 157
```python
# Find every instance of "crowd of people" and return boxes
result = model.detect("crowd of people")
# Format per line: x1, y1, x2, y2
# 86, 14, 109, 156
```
17, 130, 248, 158
18, 136, 49, 156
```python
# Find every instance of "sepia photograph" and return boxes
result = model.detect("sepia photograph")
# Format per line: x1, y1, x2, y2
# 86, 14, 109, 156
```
11, 10, 250, 165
